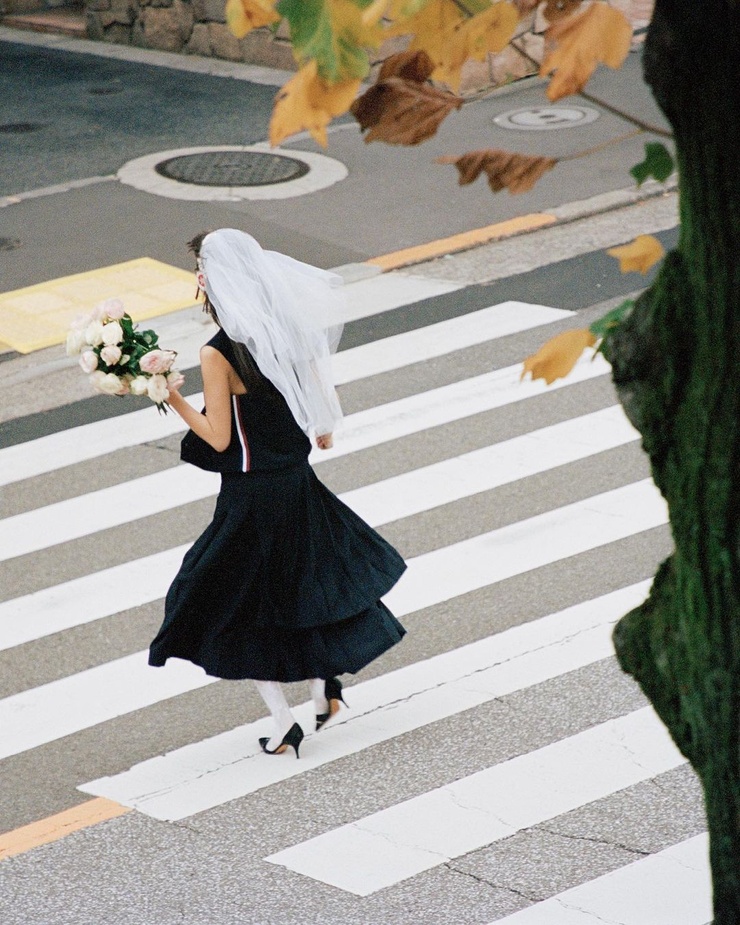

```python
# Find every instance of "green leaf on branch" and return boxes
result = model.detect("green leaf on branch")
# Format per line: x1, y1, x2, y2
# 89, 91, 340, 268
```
589, 299, 634, 339
630, 142, 674, 186
277, 0, 379, 82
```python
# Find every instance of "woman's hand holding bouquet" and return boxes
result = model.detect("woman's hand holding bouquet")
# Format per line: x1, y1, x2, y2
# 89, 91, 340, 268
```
67, 299, 182, 412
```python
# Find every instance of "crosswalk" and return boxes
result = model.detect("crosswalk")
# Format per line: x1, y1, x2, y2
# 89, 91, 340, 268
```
0, 287, 710, 924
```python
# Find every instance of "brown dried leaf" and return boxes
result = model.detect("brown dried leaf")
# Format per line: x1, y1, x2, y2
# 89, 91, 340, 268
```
521, 328, 597, 385
542, 0, 583, 24
378, 49, 435, 83
541, 2, 632, 100
607, 235, 665, 274
351, 77, 463, 145
437, 148, 558, 194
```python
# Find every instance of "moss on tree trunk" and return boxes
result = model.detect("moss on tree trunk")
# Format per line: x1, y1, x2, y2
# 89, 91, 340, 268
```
603, 2, 740, 919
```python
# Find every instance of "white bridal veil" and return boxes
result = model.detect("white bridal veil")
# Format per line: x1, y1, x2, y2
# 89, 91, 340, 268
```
199, 228, 344, 437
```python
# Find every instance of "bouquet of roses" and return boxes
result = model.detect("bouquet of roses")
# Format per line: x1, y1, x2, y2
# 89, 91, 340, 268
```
66, 299, 183, 412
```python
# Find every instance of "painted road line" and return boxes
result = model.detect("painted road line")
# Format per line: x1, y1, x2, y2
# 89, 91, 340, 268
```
0, 798, 131, 861
264, 708, 685, 896
0, 438, 656, 650
81, 582, 652, 820
366, 214, 558, 271
0, 405, 638, 565
331, 300, 572, 376
308, 352, 611, 465
490, 834, 710, 925
0, 478, 665, 759
0, 651, 215, 762
0, 301, 576, 488
334, 271, 463, 324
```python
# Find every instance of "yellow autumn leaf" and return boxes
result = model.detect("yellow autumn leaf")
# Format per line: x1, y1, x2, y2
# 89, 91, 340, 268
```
540, 2, 632, 100
607, 235, 665, 275
362, 0, 391, 27
270, 60, 360, 148
435, 2, 519, 90
386, 0, 465, 75
521, 328, 597, 385
225, 0, 279, 40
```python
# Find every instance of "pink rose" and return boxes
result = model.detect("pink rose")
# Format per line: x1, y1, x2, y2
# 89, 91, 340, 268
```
100, 345, 122, 366
79, 350, 99, 374
140, 349, 176, 375
91, 299, 125, 321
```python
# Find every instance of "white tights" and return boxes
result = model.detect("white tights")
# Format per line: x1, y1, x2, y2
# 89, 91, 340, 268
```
253, 678, 329, 750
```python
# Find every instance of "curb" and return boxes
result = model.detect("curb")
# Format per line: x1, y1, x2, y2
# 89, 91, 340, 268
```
358, 174, 678, 274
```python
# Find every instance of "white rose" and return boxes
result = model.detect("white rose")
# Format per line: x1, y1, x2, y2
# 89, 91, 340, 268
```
85, 320, 104, 347
100, 345, 122, 366
129, 375, 149, 396
101, 321, 124, 346
88, 370, 107, 390
66, 329, 87, 356
79, 350, 99, 374
97, 373, 126, 395
147, 374, 169, 404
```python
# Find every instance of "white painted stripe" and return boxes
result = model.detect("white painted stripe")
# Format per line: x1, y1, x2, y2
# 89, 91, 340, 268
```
0, 468, 218, 565
335, 272, 464, 324
331, 301, 572, 384
382, 478, 666, 618
81, 582, 652, 820
264, 708, 685, 895
309, 352, 611, 466
0, 479, 665, 758
490, 834, 710, 925
0, 302, 583, 488
0, 464, 661, 655
0, 652, 214, 762
0, 405, 637, 565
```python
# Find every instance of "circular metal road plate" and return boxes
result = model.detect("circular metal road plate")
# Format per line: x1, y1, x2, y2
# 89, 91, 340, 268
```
494, 105, 600, 131
155, 151, 311, 187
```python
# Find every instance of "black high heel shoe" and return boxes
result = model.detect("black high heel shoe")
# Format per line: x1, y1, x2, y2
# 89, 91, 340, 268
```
259, 722, 304, 758
315, 677, 347, 732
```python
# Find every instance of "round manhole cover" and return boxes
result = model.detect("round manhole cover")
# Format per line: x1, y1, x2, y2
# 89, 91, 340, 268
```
494, 105, 600, 131
0, 122, 45, 134
155, 151, 311, 187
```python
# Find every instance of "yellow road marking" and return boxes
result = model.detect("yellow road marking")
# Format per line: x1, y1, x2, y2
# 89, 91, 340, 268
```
0, 798, 131, 861
367, 213, 558, 272
0, 257, 196, 354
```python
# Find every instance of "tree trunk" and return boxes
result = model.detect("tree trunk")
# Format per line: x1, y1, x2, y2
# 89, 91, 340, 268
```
604, 2, 740, 919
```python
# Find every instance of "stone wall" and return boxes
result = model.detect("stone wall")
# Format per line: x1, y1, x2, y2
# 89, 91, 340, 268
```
84, 0, 296, 70
82, 0, 653, 92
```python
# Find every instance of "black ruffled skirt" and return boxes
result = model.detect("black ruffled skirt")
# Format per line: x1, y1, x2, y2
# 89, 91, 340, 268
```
148, 462, 406, 681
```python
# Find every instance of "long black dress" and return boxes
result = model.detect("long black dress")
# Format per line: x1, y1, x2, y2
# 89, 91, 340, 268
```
148, 329, 407, 682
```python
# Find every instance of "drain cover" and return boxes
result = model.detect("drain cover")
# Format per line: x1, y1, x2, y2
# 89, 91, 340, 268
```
494, 105, 599, 131
155, 151, 310, 187
0, 122, 45, 134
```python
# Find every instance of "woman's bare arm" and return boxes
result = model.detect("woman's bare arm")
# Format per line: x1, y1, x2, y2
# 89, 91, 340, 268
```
166, 346, 233, 452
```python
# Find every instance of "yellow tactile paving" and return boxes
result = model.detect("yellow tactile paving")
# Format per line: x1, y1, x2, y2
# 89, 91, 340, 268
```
0, 798, 132, 861
0, 258, 196, 354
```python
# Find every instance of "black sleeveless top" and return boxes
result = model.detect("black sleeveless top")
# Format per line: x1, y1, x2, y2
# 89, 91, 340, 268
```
180, 329, 311, 473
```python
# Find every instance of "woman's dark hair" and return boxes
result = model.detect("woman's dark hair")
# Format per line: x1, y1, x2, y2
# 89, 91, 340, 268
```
187, 231, 266, 393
